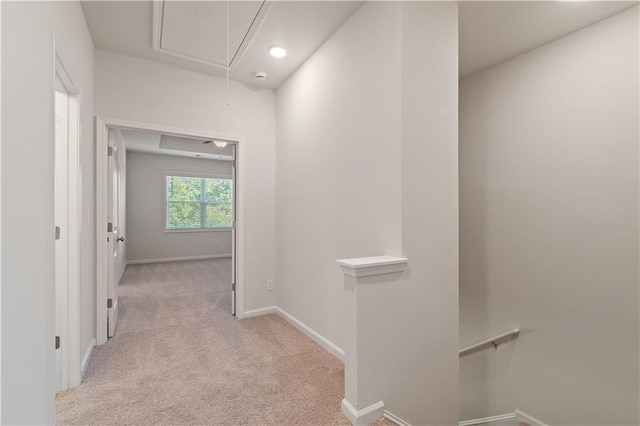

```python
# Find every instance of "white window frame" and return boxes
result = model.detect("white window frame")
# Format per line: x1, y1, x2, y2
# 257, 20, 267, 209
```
164, 171, 233, 233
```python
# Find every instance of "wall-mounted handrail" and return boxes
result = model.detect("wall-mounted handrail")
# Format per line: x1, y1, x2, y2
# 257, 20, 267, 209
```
459, 328, 520, 357
459, 409, 548, 426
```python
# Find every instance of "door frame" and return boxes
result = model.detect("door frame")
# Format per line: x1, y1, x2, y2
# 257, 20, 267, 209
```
95, 117, 245, 346
53, 38, 82, 388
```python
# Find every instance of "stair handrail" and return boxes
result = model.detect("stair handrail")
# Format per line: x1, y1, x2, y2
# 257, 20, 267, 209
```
459, 328, 520, 357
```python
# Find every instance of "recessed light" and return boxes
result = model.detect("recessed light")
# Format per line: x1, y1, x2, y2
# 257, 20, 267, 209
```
214, 141, 228, 148
268, 45, 287, 58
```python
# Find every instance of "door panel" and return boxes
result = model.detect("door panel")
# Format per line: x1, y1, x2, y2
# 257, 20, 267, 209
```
107, 129, 119, 337
54, 88, 69, 392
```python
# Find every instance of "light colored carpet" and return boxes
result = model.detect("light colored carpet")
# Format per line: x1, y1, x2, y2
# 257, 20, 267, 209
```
55, 259, 356, 425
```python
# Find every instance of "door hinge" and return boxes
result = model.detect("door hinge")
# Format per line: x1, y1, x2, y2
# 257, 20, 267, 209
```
232, 160, 236, 168
232, 283, 236, 291
55, 336, 60, 350
55, 226, 61, 240
107, 298, 113, 309
107, 222, 113, 232
108, 146, 113, 156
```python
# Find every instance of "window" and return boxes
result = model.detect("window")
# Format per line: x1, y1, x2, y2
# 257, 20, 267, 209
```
165, 174, 232, 230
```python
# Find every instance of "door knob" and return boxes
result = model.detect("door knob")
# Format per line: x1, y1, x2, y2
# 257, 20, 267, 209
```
117, 236, 125, 242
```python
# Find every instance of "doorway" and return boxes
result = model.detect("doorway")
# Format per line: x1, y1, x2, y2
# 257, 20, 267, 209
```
95, 118, 242, 346
53, 42, 82, 392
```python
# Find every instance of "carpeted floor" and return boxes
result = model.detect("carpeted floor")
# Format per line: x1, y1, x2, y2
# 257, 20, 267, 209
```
55, 259, 354, 425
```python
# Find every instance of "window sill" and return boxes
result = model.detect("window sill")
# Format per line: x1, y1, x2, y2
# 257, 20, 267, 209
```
164, 228, 232, 234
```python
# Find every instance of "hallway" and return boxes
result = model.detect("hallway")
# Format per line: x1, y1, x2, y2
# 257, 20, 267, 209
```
56, 259, 349, 425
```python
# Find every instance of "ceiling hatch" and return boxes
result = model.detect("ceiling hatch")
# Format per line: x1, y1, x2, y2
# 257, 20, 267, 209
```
153, 0, 269, 70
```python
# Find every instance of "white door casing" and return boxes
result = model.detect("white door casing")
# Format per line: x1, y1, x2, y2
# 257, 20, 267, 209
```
231, 145, 237, 315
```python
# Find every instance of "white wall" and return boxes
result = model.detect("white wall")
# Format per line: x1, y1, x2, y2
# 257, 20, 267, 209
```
276, 0, 402, 358
276, 2, 459, 424
459, 7, 639, 425
1, 1, 94, 423
126, 151, 232, 262
94, 49, 276, 312
396, 2, 459, 422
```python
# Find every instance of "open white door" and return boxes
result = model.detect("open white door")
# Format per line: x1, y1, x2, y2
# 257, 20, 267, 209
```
231, 145, 237, 315
54, 86, 69, 392
106, 129, 120, 337
53, 42, 82, 389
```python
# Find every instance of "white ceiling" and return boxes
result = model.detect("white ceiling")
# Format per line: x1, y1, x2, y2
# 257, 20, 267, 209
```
459, 1, 638, 78
122, 129, 234, 161
81, 1, 364, 89
82, 1, 638, 88
158, 1, 265, 68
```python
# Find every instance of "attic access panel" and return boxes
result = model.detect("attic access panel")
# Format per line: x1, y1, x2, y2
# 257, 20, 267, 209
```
153, 0, 268, 70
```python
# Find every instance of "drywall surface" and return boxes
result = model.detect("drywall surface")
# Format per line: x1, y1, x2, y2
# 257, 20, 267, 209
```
1, 1, 94, 423
277, 2, 459, 424
276, 0, 402, 361
94, 50, 275, 312
126, 151, 232, 262
459, 7, 639, 425
396, 2, 459, 422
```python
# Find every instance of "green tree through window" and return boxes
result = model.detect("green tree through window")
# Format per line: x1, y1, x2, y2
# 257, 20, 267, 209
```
166, 175, 232, 229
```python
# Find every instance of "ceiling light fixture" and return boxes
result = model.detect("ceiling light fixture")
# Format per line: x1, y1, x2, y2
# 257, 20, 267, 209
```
214, 141, 228, 148
268, 45, 287, 58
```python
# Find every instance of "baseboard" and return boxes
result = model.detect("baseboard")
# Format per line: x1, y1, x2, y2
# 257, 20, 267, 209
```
238, 305, 345, 362
80, 338, 96, 379
342, 399, 385, 425
460, 411, 547, 426
384, 410, 411, 426
243, 306, 277, 318
459, 413, 516, 426
274, 306, 345, 362
127, 254, 232, 265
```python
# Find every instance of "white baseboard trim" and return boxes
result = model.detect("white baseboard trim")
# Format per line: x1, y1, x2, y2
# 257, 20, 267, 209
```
127, 254, 232, 265
342, 399, 385, 426
384, 410, 411, 426
460, 413, 516, 426
237, 305, 345, 362
243, 306, 277, 318
274, 306, 345, 362
80, 338, 96, 379
460, 410, 547, 426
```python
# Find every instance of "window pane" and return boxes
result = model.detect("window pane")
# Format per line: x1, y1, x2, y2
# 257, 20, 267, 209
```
205, 178, 232, 203
167, 202, 201, 229
205, 203, 232, 228
166, 176, 201, 202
